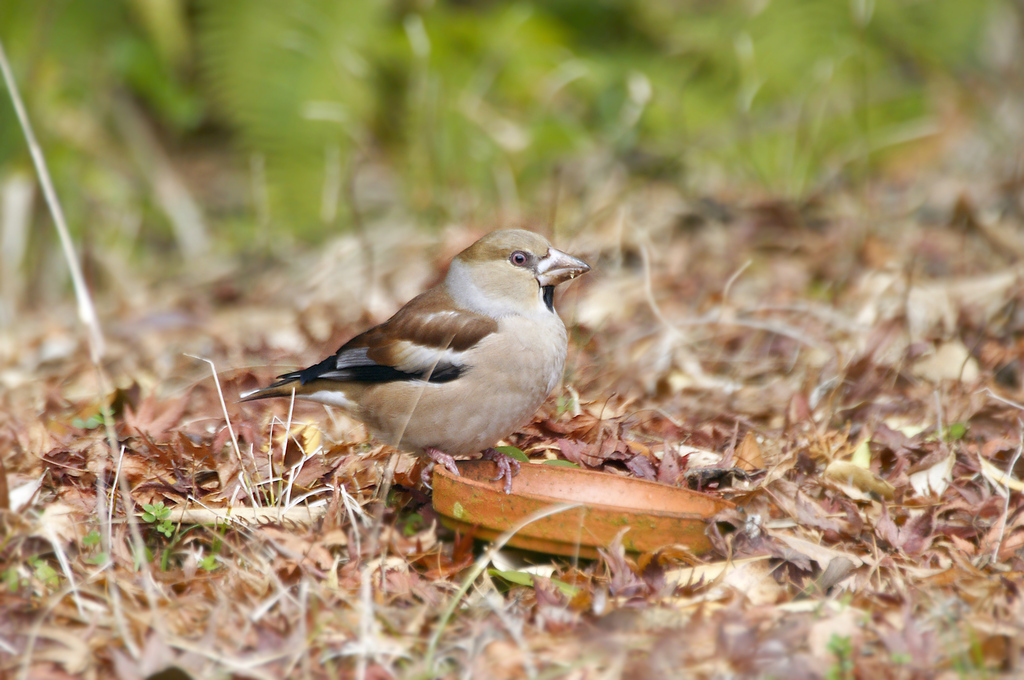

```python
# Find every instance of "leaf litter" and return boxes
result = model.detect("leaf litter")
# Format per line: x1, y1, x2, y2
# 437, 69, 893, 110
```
3, 180, 1024, 676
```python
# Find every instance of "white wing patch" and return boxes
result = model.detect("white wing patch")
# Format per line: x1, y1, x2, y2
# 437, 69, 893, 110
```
388, 339, 465, 377
303, 389, 359, 409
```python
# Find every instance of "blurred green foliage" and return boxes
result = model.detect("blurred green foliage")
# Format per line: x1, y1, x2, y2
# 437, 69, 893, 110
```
0, 0, 1005, 247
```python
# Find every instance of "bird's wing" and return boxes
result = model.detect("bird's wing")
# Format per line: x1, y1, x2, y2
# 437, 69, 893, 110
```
284, 287, 497, 386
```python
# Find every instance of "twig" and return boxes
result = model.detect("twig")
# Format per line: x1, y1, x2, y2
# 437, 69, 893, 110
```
186, 355, 259, 509
992, 420, 1024, 564
108, 445, 127, 528
0, 37, 104, 361
637, 230, 829, 351
424, 502, 582, 673
2, 37, 142, 670
977, 387, 1024, 412
721, 259, 753, 307
112, 95, 208, 257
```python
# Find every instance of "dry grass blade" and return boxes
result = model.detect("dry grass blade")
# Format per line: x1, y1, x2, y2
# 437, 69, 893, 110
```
425, 502, 582, 673
0, 38, 104, 361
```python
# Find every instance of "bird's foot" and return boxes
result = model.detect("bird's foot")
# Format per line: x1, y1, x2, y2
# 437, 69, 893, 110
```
422, 447, 460, 489
481, 447, 521, 494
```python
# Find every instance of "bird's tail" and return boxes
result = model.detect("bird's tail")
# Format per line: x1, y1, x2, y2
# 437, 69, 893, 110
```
238, 375, 302, 402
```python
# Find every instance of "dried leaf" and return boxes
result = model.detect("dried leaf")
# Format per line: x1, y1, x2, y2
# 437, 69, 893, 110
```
0, 455, 8, 510
912, 340, 979, 383
850, 437, 871, 468
908, 451, 955, 497
774, 534, 864, 570
978, 455, 1024, 492
735, 431, 764, 471
824, 460, 895, 500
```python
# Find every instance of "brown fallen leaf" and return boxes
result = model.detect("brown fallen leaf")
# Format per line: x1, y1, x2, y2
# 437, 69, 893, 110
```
908, 451, 955, 497
824, 460, 895, 500
735, 431, 765, 471
0, 455, 8, 510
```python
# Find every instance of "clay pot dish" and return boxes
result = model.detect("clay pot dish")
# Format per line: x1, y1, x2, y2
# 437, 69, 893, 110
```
432, 460, 733, 558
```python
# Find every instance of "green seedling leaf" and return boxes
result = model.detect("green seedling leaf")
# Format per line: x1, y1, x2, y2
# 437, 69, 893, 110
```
72, 415, 103, 429
401, 512, 424, 537
142, 502, 171, 523
82, 530, 101, 547
489, 568, 535, 587
551, 579, 580, 598
85, 552, 108, 566
31, 558, 60, 589
134, 546, 153, 571
494, 446, 529, 463
945, 422, 967, 441
4, 567, 21, 592
199, 555, 218, 571
488, 569, 579, 597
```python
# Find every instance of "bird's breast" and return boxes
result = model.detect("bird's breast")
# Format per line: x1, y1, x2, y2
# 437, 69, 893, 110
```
357, 312, 568, 456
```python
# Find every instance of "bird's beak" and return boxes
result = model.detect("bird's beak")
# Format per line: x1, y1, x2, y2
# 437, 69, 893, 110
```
536, 248, 591, 287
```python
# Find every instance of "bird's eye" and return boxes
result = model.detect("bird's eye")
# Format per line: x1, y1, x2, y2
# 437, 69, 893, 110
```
509, 251, 529, 267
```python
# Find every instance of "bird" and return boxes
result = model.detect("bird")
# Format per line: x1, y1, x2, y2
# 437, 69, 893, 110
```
241, 229, 590, 493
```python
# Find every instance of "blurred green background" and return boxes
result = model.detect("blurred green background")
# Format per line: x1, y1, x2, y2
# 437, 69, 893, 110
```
0, 0, 1015, 292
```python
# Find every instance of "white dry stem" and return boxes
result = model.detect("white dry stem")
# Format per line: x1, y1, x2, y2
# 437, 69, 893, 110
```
104, 575, 140, 660
284, 578, 312, 678
355, 557, 375, 680
480, 587, 537, 678
163, 638, 285, 680
108, 445, 127, 529
187, 354, 260, 509
0, 173, 32, 321
118, 472, 166, 639
283, 487, 332, 514
245, 442, 260, 483
352, 330, 456, 678
338, 480, 368, 559
636, 228, 684, 343
281, 388, 297, 508
322, 143, 343, 226
978, 387, 1024, 413
993, 421, 1024, 564
637, 224, 829, 353
42, 524, 85, 620
0, 38, 148, 669
112, 96, 208, 257
280, 432, 303, 512
249, 584, 290, 623
0, 38, 104, 361
721, 258, 753, 307
424, 502, 582, 674
18, 579, 91, 680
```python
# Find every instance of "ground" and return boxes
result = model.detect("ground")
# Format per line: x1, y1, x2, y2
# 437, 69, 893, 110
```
3, 153, 1024, 679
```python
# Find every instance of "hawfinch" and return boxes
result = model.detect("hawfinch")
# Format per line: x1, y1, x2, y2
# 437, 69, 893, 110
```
242, 229, 590, 493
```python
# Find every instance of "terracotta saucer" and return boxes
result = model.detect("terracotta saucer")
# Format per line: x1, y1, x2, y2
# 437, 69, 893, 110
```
432, 460, 733, 558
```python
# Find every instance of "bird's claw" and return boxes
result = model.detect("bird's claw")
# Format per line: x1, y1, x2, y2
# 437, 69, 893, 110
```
422, 447, 460, 489
482, 448, 521, 494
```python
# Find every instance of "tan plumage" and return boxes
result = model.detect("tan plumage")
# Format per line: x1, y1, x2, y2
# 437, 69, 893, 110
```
242, 229, 590, 492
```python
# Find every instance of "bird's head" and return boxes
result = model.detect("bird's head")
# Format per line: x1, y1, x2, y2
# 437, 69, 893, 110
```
446, 229, 590, 317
